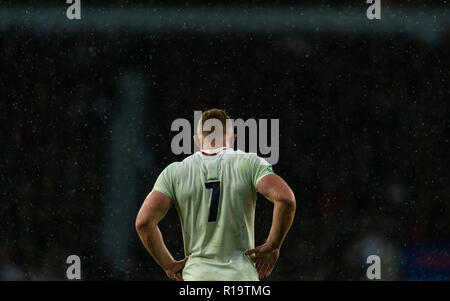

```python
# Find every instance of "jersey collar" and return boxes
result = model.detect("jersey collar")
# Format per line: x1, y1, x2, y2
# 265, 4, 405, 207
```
200, 147, 231, 156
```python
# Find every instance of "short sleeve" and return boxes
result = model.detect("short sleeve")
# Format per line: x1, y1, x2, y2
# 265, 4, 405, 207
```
250, 155, 274, 189
152, 163, 178, 200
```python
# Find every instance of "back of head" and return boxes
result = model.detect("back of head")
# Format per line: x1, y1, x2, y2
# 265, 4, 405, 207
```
197, 109, 234, 149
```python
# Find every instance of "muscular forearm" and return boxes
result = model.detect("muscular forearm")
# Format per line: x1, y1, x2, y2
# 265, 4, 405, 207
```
136, 223, 175, 271
266, 200, 296, 249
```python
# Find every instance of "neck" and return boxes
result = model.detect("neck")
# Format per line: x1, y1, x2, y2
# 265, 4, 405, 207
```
201, 144, 230, 151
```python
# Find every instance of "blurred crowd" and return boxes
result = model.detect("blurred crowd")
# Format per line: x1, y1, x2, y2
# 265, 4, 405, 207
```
1, 26, 449, 280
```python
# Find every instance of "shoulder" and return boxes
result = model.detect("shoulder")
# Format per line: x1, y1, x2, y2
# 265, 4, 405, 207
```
165, 161, 180, 171
180, 152, 201, 165
164, 153, 199, 172
158, 161, 182, 178
235, 150, 269, 165
223, 149, 270, 168
223, 149, 254, 160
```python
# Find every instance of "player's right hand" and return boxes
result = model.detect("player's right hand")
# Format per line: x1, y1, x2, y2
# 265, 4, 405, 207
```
164, 256, 189, 281
245, 243, 280, 279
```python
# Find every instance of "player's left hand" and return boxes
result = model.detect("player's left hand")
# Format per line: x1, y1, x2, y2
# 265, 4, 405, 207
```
165, 257, 189, 281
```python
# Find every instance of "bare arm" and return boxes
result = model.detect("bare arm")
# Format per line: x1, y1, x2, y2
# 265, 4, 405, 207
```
135, 190, 188, 281
257, 173, 296, 249
245, 173, 296, 279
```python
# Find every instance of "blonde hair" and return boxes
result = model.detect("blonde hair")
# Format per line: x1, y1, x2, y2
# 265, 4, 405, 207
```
197, 109, 232, 137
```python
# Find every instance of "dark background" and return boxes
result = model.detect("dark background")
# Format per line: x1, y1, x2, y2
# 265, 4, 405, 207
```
1, 1, 449, 280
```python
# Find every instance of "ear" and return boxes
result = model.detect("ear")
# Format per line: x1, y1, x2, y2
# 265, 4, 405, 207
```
227, 133, 237, 148
193, 135, 201, 149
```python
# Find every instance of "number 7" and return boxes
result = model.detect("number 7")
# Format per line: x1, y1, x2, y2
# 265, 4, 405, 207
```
205, 181, 220, 222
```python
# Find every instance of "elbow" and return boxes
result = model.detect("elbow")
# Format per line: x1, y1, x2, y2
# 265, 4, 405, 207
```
285, 197, 296, 213
135, 214, 149, 232
280, 193, 296, 212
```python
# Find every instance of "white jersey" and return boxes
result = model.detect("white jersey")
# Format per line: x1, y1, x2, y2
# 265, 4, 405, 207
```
152, 147, 273, 281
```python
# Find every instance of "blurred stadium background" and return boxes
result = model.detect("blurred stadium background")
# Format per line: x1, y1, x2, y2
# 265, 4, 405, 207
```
1, 0, 449, 280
